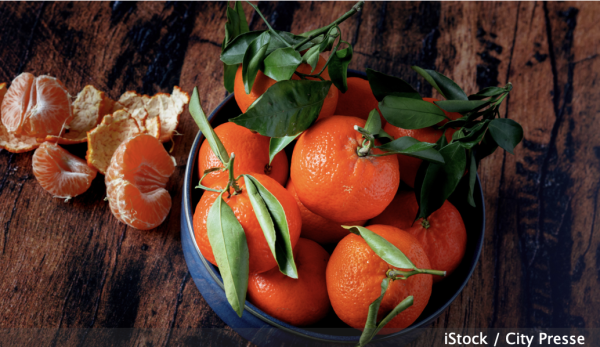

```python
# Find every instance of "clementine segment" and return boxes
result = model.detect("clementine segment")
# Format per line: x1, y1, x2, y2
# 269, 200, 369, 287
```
233, 55, 339, 121
32, 142, 97, 199
326, 224, 432, 332
197, 122, 288, 187
105, 134, 176, 230
247, 238, 330, 326
193, 173, 302, 274
1, 72, 35, 134
290, 116, 399, 223
286, 179, 366, 245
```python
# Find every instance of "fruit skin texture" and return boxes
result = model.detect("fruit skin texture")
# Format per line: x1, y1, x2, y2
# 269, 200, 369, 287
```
326, 224, 432, 332
105, 134, 176, 230
197, 122, 288, 187
247, 238, 331, 326
193, 173, 302, 274
334, 77, 385, 124
291, 116, 400, 223
369, 191, 467, 283
32, 142, 97, 199
369, 190, 419, 230
286, 179, 367, 244
383, 98, 460, 188
233, 55, 339, 120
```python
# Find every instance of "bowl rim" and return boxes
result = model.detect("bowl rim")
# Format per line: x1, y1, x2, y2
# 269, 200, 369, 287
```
182, 70, 486, 343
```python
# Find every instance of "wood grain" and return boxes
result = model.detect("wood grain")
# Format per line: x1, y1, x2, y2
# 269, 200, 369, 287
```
0, 2, 598, 346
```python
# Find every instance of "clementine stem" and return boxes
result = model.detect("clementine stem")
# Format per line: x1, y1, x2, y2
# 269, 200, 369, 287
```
386, 268, 446, 280
226, 153, 242, 196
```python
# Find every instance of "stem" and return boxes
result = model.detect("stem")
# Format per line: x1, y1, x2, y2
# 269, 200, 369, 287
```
421, 219, 430, 229
294, 71, 325, 81
357, 139, 373, 157
245, 1, 292, 48
225, 153, 242, 197
387, 268, 446, 280
292, 1, 364, 50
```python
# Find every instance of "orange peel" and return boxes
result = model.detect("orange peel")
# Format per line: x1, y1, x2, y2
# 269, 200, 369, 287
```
86, 110, 160, 174
143, 86, 190, 142
0, 82, 40, 153
46, 85, 108, 144
117, 91, 147, 131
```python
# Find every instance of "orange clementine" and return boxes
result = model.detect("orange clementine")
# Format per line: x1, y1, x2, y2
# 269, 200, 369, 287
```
233, 55, 338, 120
369, 190, 418, 230
286, 179, 367, 245
197, 122, 288, 187
247, 238, 330, 326
22, 75, 73, 137
193, 173, 302, 274
383, 98, 460, 188
290, 116, 399, 223
105, 134, 176, 230
334, 77, 385, 124
32, 142, 97, 199
326, 224, 432, 332
369, 191, 467, 283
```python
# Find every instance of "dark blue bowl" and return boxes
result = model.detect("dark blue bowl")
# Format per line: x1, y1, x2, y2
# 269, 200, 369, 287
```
181, 71, 486, 346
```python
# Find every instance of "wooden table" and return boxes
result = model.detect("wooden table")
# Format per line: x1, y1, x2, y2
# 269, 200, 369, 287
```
1, 2, 598, 346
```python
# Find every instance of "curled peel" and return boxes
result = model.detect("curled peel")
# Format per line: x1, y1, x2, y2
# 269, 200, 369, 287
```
46, 85, 113, 144
117, 91, 148, 131
143, 86, 190, 142
0, 82, 40, 153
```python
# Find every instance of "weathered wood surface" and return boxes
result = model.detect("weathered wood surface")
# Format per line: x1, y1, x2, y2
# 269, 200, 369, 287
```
0, 1, 599, 346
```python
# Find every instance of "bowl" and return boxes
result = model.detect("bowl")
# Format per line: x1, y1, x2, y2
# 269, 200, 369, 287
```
181, 70, 486, 346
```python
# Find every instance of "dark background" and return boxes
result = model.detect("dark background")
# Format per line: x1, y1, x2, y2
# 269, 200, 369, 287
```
0, 1, 598, 346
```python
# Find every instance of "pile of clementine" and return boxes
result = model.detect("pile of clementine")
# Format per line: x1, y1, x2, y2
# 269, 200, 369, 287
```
0, 72, 189, 231
190, 57, 470, 342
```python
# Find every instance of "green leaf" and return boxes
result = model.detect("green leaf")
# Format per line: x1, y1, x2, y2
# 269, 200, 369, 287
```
223, 63, 238, 93
433, 99, 489, 113
468, 86, 506, 100
376, 136, 445, 164
221, 31, 264, 65
189, 87, 229, 165
379, 95, 447, 130
207, 193, 249, 317
233, 1, 249, 33
231, 80, 332, 137
377, 128, 394, 141
417, 142, 467, 219
302, 45, 321, 72
467, 150, 477, 207
242, 32, 271, 94
342, 226, 416, 269
269, 133, 300, 165
453, 120, 490, 149
359, 277, 391, 347
364, 109, 382, 135
328, 45, 353, 93
263, 47, 302, 81
244, 175, 298, 278
366, 68, 421, 101
221, 30, 316, 65
475, 131, 499, 161
411, 66, 468, 101
488, 118, 523, 154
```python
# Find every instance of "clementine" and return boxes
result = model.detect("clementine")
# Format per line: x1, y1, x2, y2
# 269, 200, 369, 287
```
383, 98, 461, 188
326, 224, 432, 332
233, 55, 338, 120
193, 173, 302, 274
368, 190, 418, 230
334, 77, 385, 124
290, 116, 399, 223
247, 238, 330, 326
197, 122, 288, 187
286, 179, 367, 245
